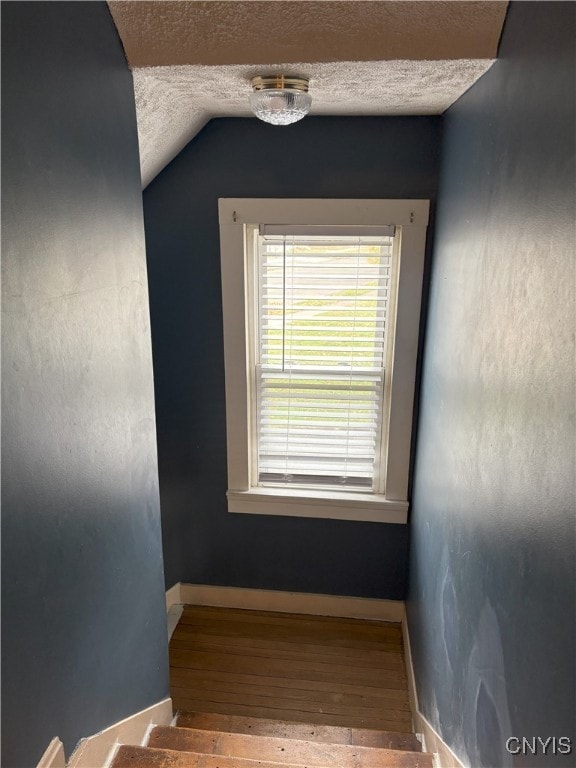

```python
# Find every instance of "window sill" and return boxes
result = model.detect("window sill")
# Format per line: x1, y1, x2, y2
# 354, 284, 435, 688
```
226, 488, 408, 524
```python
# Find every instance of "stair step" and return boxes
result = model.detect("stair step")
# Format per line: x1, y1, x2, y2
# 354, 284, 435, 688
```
112, 744, 327, 768
175, 711, 422, 752
148, 726, 433, 767
170, 697, 413, 732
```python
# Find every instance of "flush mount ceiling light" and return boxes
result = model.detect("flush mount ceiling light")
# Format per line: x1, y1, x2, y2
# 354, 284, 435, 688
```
249, 75, 311, 126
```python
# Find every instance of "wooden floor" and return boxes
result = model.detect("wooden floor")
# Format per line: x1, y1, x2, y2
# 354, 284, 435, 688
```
169, 605, 412, 733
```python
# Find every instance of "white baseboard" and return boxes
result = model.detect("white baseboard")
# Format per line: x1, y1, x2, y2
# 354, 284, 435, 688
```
67, 697, 173, 768
402, 617, 465, 768
401, 614, 420, 728
167, 604, 184, 640
37, 738, 66, 768
166, 582, 181, 610
166, 583, 184, 640
416, 715, 466, 768
175, 583, 404, 622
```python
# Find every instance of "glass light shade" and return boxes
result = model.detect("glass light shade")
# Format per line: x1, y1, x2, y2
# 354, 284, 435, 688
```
249, 89, 312, 126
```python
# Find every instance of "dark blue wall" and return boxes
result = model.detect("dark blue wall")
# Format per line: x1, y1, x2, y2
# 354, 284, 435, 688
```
143, 117, 441, 598
1, 3, 169, 766
408, 3, 575, 766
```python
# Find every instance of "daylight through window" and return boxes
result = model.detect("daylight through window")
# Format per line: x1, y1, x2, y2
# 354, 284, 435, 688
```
254, 231, 395, 492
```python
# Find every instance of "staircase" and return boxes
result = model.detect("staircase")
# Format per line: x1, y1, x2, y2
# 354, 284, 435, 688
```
110, 710, 433, 767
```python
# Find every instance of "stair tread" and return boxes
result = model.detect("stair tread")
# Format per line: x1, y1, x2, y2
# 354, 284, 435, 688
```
170, 696, 413, 732
148, 726, 433, 767
111, 744, 329, 768
175, 710, 422, 751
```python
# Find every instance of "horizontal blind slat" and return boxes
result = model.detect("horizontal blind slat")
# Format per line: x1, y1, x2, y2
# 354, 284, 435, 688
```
256, 233, 391, 490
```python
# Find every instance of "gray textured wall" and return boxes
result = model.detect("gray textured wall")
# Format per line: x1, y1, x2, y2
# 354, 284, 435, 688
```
407, 3, 575, 766
1, 4, 169, 766
143, 116, 441, 597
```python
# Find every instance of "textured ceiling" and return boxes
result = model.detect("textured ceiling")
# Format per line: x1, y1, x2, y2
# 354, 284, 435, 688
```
108, 1, 507, 187
135, 59, 494, 187
109, 1, 507, 66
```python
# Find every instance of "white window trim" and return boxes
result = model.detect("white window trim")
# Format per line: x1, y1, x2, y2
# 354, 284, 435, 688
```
218, 198, 429, 524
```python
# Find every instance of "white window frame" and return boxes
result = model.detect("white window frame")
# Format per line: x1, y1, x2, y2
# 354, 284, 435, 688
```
218, 199, 429, 524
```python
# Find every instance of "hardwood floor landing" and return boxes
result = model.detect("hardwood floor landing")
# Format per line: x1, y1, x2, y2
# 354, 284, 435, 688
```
169, 605, 412, 732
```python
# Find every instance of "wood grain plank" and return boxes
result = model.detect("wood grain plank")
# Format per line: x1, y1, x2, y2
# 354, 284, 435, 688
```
170, 685, 413, 723
172, 624, 404, 653
148, 727, 432, 767
170, 637, 405, 671
170, 698, 413, 732
180, 605, 403, 633
173, 624, 404, 654
111, 745, 329, 768
178, 613, 403, 644
170, 605, 412, 733
174, 711, 422, 752
169, 672, 411, 710
169, 667, 410, 702
170, 650, 407, 688
171, 625, 404, 655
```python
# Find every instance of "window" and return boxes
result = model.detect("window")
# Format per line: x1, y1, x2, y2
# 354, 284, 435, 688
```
219, 199, 429, 523
255, 229, 393, 491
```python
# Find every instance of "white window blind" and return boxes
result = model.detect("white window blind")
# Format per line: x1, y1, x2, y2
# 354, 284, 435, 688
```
255, 232, 394, 491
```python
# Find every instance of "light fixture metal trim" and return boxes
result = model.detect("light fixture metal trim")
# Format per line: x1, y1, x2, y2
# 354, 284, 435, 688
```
251, 75, 310, 93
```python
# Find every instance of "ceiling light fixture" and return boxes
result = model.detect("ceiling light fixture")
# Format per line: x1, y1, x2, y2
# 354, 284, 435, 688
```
249, 75, 311, 126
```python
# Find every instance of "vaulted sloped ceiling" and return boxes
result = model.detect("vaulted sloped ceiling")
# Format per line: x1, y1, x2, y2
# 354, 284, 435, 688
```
108, 1, 508, 187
